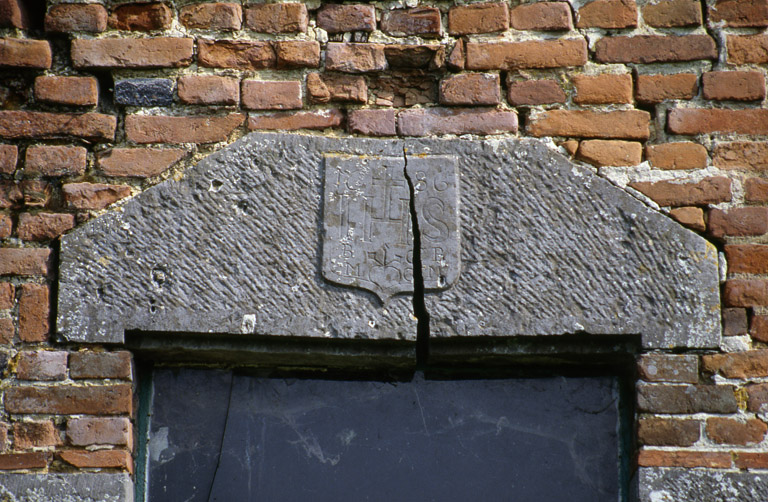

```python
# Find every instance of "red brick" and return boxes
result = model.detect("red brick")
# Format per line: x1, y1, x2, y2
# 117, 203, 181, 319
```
637, 450, 731, 469
728, 35, 768, 64
577, 140, 642, 167
642, 0, 702, 27
326, 43, 387, 73
703, 71, 765, 101
109, 2, 172, 31
59, 449, 132, 473
448, 2, 508, 34
17, 213, 75, 242
703, 350, 768, 379
507, 79, 565, 106
447, 40, 464, 71
70, 351, 131, 380
0, 182, 22, 210
45, 3, 107, 32
595, 35, 716, 64
178, 75, 238, 106
381, 7, 441, 37
67, 417, 131, 447
0, 145, 16, 174
637, 354, 698, 383
398, 108, 517, 136
576, 0, 637, 28
669, 207, 705, 231
179, 2, 241, 30
0, 283, 12, 310
307, 73, 367, 104
735, 452, 768, 469
348, 109, 396, 137
0, 0, 29, 29
724, 280, 768, 307
711, 0, 768, 27
0, 249, 49, 276
0, 319, 12, 344
24, 146, 86, 177
274, 41, 320, 69
466, 39, 587, 70
638, 418, 700, 446
16, 351, 67, 381
726, 245, 768, 273
0, 39, 51, 69
572, 73, 632, 104
72, 38, 193, 69
241, 80, 302, 110
34, 76, 98, 107
710, 208, 768, 238
63, 183, 131, 211
746, 178, 768, 203
646, 143, 708, 170
0, 452, 49, 470
722, 308, 748, 336
0, 111, 115, 142
528, 110, 650, 140
13, 421, 61, 449
439, 73, 500, 106
0, 213, 10, 238
5, 384, 132, 415
98, 148, 186, 178
125, 114, 245, 144
198, 39, 275, 70
636, 73, 698, 104
317, 4, 376, 33
714, 142, 768, 171
753, 315, 768, 342
384, 45, 445, 70
668, 109, 768, 135
510, 2, 572, 30
747, 381, 768, 410
248, 109, 344, 131
630, 177, 731, 207
18, 283, 48, 342
244, 3, 307, 33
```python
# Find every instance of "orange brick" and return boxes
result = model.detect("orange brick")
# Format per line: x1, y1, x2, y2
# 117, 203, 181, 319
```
0, 111, 115, 142
711, 0, 768, 27
702, 71, 765, 101
724, 280, 768, 307
241, 81, 302, 110
728, 35, 768, 64
646, 143, 708, 170
0, 38, 51, 69
528, 110, 650, 140
642, 0, 702, 27
448, 2, 509, 34
0, 452, 49, 470
97, 148, 187, 178
109, 2, 172, 31
714, 142, 768, 171
198, 40, 276, 70
577, 140, 642, 167
636, 73, 698, 104
59, 449, 132, 473
179, 3, 242, 30
34, 76, 98, 106
17, 213, 75, 242
439, 73, 500, 106
637, 450, 731, 468
710, 208, 768, 238
669, 207, 706, 231
248, 109, 344, 131
595, 35, 716, 63
507, 79, 566, 106
668, 109, 768, 135
244, 3, 308, 33
125, 114, 245, 144
45, 3, 107, 32
629, 177, 731, 206
0, 249, 50, 276
572, 73, 632, 104
745, 178, 768, 203
325, 43, 387, 73
72, 38, 193, 69
63, 183, 131, 211
576, 0, 637, 28
18, 283, 49, 342
466, 39, 587, 70
509, 2, 571, 31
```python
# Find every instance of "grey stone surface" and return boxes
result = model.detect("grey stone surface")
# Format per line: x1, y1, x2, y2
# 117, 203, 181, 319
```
0, 473, 132, 502
114, 78, 173, 106
636, 467, 768, 502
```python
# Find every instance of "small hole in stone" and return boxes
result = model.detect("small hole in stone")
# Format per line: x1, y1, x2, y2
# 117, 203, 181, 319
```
438, 275, 446, 287
210, 179, 224, 192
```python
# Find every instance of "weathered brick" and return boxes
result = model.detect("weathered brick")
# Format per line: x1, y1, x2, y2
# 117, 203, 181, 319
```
274, 41, 320, 69
363, 74, 435, 106
638, 418, 700, 446
179, 2, 241, 30
0, 214, 10, 238
728, 35, 768, 64
125, 114, 245, 144
0, 319, 12, 344
16, 351, 67, 381
629, 177, 731, 207
0, 249, 49, 276
398, 108, 517, 136
707, 417, 767, 445
636, 73, 698, 104
637, 450, 731, 469
69, 351, 131, 380
646, 143, 708, 170
114, 78, 174, 107
439, 73, 500, 106
703, 71, 765, 101
59, 449, 132, 473
34, 76, 98, 107
572, 73, 632, 104
509, 2, 572, 30
17, 213, 75, 242
0, 283, 12, 310
98, 148, 186, 178
0, 145, 16, 174
528, 110, 650, 140
577, 140, 642, 167
726, 245, 768, 274
178, 75, 239, 106
0, 452, 49, 470
709, 208, 768, 238
671, 108, 768, 135
18, 181, 51, 209
198, 40, 275, 70
714, 142, 768, 171
5, 384, 132, 415
0, 112, 114, 142
703, 350, 768, 379
67, 417, 131, 447
381, 7, 441, 37
638, 354, 699, 383
45, 3, 107, 32
642, 0, 702, 26
722, 308, 748, 336
63, 183, 131, 211
248, 109, 344, 131
109, 2, 172, 31
595, 35, 716, 63
384, 45, 444, 70
326, 43, 387, 73
711, 0, 768, 27
735, 452, 768, 470
0, 182, 23, 209
244, 3, 307, 33
747, 381, 768, 411
12, 421, 60, 450
24, 146, 86, 177
317, 4, 376, 33
576, 0, 637, 28
507, 79, 565, 106
241, 80, 302, 110
448, 2, 509, 34
19, 284, 48, 342
72, 38, 193, 69
669, 206, 705, 232
0, 0, 28, 29
447, 40, 465, 71
746, 178, 768, 203
348, 109, 396, 137
307, 73, 367, 104
466, 39, 587, 70
637, 384, 738, 413
0, 39, 51, 69
724, 280, 768, 307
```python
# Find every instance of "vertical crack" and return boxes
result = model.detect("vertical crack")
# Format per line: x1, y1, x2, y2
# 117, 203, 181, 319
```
403, 146, 431, 368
